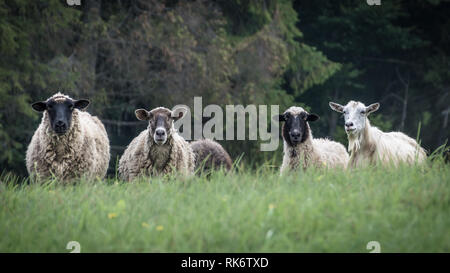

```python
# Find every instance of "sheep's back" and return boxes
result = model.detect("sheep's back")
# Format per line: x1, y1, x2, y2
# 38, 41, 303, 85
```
78, 111, 110, 178
171, 132, 195, 174
26, 123, 46, 177
313, 138, 349, 168
118, 129, 149, 181
190, 139, 232, 172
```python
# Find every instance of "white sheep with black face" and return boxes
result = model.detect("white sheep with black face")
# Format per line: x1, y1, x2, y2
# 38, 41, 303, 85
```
26, 92, 110, 181
277, 106, 349, 173
329, 100, 426, 167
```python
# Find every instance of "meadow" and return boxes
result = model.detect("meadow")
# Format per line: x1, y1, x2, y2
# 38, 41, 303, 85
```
0, 159, 449, 253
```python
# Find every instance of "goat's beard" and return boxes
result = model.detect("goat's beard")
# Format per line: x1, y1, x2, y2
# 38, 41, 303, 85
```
347, 131, 362, 153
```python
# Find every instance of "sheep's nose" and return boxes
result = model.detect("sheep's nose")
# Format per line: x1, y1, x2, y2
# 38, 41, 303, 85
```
345, 122, 354, 127
291, 130, 300, 138
156, 129, 166, 137
55, 120, 66, 129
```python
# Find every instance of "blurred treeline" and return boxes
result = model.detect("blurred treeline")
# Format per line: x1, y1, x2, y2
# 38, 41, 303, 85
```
0, 0, 449, 176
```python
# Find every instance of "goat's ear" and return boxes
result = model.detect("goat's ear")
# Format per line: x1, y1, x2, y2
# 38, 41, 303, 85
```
172, 107, 187, 121
135, 109, 150, 121
366, 103, 380, 115
74, 99, 90, 110
306, 113, 320, 122
32, 101, 47, 112
274, 114, 286, 122
329, 102, 344, 113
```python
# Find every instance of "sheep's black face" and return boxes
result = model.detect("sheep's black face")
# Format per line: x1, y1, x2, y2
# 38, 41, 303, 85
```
278, 111, 319, 146
135, 107, 185, 145
32, 98, 90, 135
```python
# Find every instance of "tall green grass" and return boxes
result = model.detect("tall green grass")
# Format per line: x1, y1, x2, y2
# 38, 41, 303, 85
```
0, 158, 449, 252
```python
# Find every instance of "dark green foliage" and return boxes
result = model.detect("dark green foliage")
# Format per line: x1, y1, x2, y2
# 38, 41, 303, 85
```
295, 0, 449, 149
0, 0, 448, 176
0, 0, 80, 174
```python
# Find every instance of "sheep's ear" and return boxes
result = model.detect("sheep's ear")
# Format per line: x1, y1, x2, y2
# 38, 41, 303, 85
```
366, 103, 380, 115
135, 109, 150, 121
306, 113, 320, 122
74, 99, 90, 110
172, 107, 187, 121
329, 102, 344, 113
32, 101, 47, 112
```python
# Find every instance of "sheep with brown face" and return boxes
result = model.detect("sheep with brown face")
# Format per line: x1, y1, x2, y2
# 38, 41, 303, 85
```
26, 92, 110, 181
190, 139, 232, 174
118, 106, 195, 181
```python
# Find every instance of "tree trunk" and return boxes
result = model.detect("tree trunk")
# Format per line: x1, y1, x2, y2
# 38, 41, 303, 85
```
399, 88, 408, 132
328, 88, 339, 137
396, 67, 409, 132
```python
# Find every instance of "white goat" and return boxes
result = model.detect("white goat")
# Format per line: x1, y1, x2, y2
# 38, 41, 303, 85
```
329, 100, 426, 167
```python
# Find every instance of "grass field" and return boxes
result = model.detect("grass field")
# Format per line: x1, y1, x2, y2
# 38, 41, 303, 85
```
0, 160, 449, 253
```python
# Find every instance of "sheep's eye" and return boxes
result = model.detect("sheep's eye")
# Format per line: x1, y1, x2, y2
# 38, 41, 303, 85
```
47, 104, 53, 110
360, 110, 365, 115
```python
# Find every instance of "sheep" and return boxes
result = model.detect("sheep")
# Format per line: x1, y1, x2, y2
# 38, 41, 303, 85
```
190, 139, 232, 174
277, 106, 349, 173
329, 100, 426, 167
26, 92, 110, 180
118, 106, 195, 181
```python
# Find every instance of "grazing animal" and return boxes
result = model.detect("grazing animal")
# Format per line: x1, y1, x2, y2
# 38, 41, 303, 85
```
329, 100, 426, 167
190, 139, 232, 174
26, 92, 110, 180
118, 106, 195, 181
278, 106, 349, 173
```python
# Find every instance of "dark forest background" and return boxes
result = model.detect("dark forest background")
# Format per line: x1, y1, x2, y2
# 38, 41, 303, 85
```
1, 0, 449, 176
